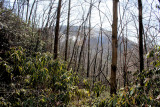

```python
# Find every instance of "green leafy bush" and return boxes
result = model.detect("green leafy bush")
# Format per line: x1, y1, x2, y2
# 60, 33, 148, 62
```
0, 47, 79, 106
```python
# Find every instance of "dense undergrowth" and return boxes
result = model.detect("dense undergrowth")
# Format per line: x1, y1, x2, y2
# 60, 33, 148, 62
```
0, 47, 107, 106
0, 47, 77, 106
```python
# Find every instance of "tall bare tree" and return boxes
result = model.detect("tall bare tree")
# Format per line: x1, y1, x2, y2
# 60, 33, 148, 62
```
110, 0, 118, 95
54, 0, 62, 59
87, 0, 92, 77
65, 0, 71, 61
138, 0, 144, 87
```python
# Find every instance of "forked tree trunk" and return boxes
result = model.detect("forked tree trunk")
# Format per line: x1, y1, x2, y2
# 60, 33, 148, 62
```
110, 0, 118, 95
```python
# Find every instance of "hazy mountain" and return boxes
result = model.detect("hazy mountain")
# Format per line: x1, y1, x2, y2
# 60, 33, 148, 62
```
59, 25, 136, 51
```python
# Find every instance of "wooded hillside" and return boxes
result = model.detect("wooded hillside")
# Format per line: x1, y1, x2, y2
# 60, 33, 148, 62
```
0, 0, 160, 106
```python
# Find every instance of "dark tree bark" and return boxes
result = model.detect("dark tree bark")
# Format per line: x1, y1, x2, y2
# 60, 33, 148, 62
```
110, 0, 118, 95
65, 0, 71, 61
138, 0, 144, 87
54, 0, 62, 59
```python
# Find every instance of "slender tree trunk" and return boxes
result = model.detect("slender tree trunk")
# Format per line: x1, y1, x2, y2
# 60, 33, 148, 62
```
21, 1, 25, 19
106, 40, 109, 76
28, 0, 36, 24
73, 46, 79, 72
93, 34, 100, 84
65, 0, 71, 61
123, 37, 127, 87
125, 25, 128, 86
110, 0, 118, 95
98, 1, 103, 81
144, 33, 149, 69
67, 26, 82, 70
77, 25, 87, 72
26, 0, 29, 23
54, 0, 62, 59
87, 0, 92, 77
32, 0, 38, 29
45, 1, 55, 28
82, 46, 86, 73
138, 0, 144, 87
17, 0, 20, 17
12, 0, 16, 10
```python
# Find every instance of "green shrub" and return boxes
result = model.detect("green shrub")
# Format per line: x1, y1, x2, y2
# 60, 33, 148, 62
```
0, 47, 79, 106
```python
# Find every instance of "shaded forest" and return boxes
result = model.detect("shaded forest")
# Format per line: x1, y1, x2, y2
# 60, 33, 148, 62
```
0, 0, 160, 106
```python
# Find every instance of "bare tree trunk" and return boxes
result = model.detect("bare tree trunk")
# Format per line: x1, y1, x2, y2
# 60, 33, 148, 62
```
110, 0, 118, 95
32, 0, 38, 29
28, 0, 36, 24
17, 0, 20, 17
123, 33, 127, 87
77, 25, 87, 72
87, 0, 92, 77
143, 32, 149, 69
54, 0, 62, 59
106, 40, 109, 76
93, 34, 100, 84
65, 0, 71, 61
12, 0, 16, 10
21, 1, 25, 19
82, 46, 87, 73
26, 0, 29, 23
45, 0, 55, 28
98, 29, 103, 81
67, 26, 82, 70
138, 0, 144, 87
98, 1, 103, 82
73, 46, 79, 72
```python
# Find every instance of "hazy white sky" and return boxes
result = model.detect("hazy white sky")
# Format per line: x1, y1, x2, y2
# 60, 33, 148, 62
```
9, 0, 160, 43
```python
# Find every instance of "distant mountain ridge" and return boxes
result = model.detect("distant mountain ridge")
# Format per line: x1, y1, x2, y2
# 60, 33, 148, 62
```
59, 25, 136, 51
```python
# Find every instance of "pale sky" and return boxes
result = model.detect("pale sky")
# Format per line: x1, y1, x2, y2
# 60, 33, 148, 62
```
8, 0, 160, 43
